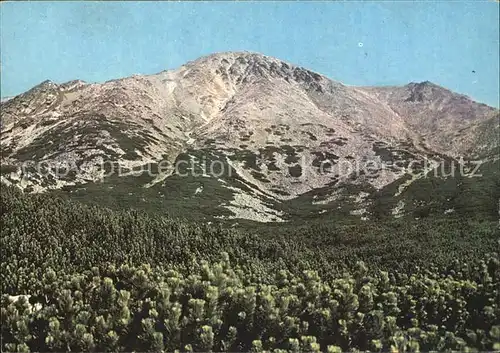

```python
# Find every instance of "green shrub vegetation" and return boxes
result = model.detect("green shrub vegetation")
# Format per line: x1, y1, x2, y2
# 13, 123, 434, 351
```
1, 186, 499, 352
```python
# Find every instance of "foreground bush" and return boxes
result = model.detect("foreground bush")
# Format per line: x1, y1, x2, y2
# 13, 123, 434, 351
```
1, 187, 499, 351
2, 255, 500, 352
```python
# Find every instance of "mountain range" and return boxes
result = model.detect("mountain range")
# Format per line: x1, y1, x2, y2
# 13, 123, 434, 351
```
1, 51, 498, 223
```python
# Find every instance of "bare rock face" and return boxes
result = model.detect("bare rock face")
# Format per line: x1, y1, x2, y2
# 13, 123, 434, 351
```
359, 82, 498, 157
1, 51, 498, 222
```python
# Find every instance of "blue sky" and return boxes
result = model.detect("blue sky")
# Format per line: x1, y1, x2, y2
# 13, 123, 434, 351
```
1, 1, 499, 107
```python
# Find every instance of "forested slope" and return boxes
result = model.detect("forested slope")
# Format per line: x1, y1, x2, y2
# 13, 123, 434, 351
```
1, 187, 499, 352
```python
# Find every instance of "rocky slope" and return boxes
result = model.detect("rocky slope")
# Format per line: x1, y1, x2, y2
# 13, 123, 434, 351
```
1, 51, 498, 222
359, 82, 498, 158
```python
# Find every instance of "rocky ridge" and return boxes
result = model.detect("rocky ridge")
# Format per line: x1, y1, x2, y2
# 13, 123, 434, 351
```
1, 51, 498, 222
